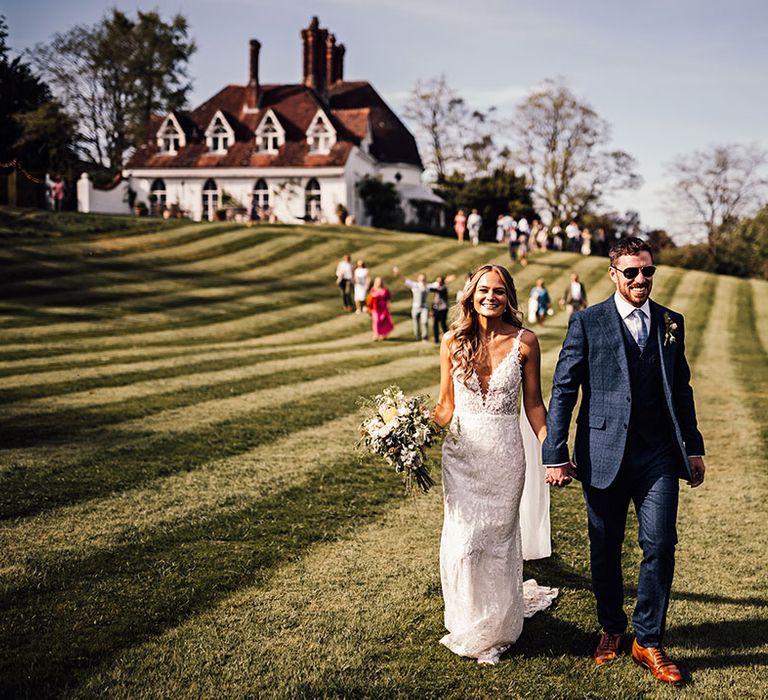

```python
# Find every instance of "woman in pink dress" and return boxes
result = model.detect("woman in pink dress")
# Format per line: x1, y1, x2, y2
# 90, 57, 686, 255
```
454, 209, 467, 243
366, 276, 394, 341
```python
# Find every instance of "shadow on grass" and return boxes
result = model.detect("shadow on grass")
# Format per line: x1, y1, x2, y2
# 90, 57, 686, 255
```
0, 457, 403, 697
0, 368, 431, 520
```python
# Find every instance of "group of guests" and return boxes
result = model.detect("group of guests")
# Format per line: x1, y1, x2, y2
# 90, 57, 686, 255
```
453, 210, 609, 261
337, 253, 590, 341
334, 255, 458, 342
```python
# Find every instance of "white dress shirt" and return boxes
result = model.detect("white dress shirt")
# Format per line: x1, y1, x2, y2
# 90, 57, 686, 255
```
613, 292, 650, 347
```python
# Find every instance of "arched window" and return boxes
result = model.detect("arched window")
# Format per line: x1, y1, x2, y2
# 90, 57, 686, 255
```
305, 178, 321, 221
150, 178, 167, 214
252, 179, 269, 213
202, 178, 218, 222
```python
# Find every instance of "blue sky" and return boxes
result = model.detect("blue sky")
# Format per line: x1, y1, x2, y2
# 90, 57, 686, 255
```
4, 0, 767, 231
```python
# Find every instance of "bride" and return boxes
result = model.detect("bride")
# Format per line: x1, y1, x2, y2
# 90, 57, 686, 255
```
432, 264, 567, 665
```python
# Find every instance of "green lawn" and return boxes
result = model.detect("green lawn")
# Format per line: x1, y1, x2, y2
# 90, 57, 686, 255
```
0, 214, 766, 698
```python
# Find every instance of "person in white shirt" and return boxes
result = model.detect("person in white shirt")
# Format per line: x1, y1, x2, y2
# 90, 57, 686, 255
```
467, 209, 482, 246
392, 266, 442, 341
335, 254, 354, 311
560, 272, 588, 316
565, 220, 581, 253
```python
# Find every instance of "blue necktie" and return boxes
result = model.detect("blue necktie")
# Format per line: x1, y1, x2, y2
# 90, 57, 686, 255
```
633, 309, 648, 350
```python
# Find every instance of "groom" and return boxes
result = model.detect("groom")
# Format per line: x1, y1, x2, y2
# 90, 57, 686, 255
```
542, 237, 705, 685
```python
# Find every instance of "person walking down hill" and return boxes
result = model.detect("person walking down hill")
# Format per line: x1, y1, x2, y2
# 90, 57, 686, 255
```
353, 260, 370, 314
528, 278, 552, 325
467, 209, 482, 246
335, 254, 354, 311
454, 209, 467, 243
366, 277, 394, 341
560, 272, 588, 317
393, 266, 433, 342
430, 274, 457, 343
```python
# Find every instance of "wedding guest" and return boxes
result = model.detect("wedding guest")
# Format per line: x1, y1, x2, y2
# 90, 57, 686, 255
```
507, 219, 519, 262
366, 277, 394, 341
581, 228, 593, 256
528, 278, 551, 325
51, 178, 66, 212
335, 254, 354, 311
456, 272, 472, 304
430, 274, 457, 343
517, 228, 530, 267
393, 266, 431, 341
467, 208, 482, 246
560, 272, 588, 316
496, 215, 506, 243
353, 260, 370, 314
594, 227, 607, 256
454, 209, 467, 243
565, 220, 581, 253
551, 224, 564, 250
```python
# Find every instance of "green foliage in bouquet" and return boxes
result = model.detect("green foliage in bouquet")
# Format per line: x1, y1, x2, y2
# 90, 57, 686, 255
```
357, 385, 444, 494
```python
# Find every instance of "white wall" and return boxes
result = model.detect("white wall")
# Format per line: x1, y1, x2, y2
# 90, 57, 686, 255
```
77, 173, 132, 215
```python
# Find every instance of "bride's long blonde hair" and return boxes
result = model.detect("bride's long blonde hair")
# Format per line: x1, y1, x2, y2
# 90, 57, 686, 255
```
449, 264, 523, 386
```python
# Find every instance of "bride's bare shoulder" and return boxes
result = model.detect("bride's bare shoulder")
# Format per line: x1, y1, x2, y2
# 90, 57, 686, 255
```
518, 327, 541, 354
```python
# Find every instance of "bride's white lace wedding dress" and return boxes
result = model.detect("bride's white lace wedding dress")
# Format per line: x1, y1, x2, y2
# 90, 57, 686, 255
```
440, 328, 558, 664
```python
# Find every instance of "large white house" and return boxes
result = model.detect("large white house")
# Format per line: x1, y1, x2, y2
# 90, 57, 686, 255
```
79, 17, 442, 225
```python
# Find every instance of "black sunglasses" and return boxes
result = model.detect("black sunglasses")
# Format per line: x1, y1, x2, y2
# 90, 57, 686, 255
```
610, 265, 656, 280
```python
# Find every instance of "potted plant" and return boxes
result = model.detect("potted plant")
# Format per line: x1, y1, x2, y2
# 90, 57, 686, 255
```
134, 201, 148, 217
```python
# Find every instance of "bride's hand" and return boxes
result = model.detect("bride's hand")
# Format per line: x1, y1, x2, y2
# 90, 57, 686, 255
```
545, 463, 575, 487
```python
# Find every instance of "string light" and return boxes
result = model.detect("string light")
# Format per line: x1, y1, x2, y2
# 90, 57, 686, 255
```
0, 159, 46, 185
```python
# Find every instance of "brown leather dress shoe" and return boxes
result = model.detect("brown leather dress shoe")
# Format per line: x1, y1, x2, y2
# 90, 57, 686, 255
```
593, 632, 623, 665
631, 639, 684, 685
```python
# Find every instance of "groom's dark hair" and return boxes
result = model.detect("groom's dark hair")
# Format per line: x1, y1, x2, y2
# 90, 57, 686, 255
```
608, 236, 654, 264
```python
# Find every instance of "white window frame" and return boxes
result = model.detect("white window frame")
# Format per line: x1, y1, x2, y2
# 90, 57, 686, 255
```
205, 110, 235, 154
254, 109, 286, 154
252, 178, 270, 211
156, 114, 186, 154
306, 110, 337, 155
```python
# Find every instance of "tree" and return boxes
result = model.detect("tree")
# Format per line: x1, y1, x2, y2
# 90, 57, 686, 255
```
512, 79, 641, 225
357, 176, 404, 229
0, 15, 50, 162
402, 75, 470, 182
31, 9, 195, 172
665, 143, 768, 252
0, 16, 77, 176
435, 168, 535, 239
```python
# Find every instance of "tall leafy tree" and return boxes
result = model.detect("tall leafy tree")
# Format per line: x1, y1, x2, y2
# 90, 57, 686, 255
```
0, 15, 50, 162
31, 9, 195, 172
512, 79, 641, 225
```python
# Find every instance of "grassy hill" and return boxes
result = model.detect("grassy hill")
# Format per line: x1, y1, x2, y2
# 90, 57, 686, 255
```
0, 218, 766, 698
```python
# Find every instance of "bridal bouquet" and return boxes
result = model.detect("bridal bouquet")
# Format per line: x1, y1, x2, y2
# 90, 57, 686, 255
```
357, 385, 441, 494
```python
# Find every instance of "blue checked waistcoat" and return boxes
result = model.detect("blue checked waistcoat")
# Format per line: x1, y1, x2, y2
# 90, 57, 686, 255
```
542, 297, 705, 489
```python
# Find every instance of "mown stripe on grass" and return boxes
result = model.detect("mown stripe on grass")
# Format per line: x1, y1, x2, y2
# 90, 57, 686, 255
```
0, 362, 440, 519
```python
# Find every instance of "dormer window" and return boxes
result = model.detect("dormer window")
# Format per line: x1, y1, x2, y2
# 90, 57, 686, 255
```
157, 114, 186, 154
205, 111, 235, 154
255, 110, 285, 153
306, 111, 336, 155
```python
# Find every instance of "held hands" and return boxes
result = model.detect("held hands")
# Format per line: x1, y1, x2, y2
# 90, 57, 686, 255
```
545, 462, 577, 488
687, 456, 706, 488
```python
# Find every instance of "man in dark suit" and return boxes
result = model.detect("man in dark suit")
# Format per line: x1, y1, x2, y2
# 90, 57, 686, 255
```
542, 237, 705, 685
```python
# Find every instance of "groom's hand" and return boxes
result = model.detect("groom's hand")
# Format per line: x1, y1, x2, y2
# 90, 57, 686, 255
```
687, 456, 706, 488
545, 463, 576, 488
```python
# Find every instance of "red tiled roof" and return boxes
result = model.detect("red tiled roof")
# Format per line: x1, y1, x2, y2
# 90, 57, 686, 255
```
126, 81, 421, 170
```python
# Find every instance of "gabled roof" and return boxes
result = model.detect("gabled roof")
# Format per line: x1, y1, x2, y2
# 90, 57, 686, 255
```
126, 81, 422, 171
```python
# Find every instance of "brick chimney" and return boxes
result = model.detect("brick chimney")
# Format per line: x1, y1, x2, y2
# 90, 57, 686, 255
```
246, 39, 261, 110
301, 16, 329, 100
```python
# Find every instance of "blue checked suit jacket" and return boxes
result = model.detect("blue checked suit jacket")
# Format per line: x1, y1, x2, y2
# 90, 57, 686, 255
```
542, 296, 705, 489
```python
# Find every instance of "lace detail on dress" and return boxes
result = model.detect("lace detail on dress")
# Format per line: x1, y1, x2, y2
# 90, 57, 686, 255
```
440, 327, 556, 662
452, 329, 524, 416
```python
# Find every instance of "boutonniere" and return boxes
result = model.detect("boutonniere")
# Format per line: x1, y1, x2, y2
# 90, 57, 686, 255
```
663, 312, 678, 346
